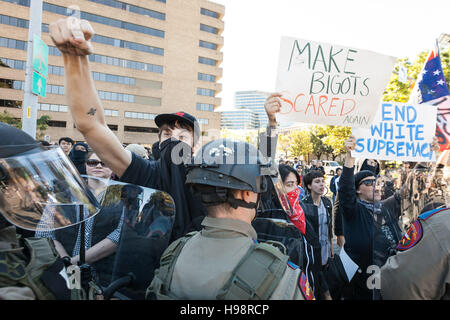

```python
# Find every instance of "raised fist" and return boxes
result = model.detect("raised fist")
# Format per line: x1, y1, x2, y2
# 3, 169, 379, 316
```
49, 17, 95, 56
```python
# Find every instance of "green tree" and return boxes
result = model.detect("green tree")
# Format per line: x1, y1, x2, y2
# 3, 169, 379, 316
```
310, 125, 333, 159
0, 110, 50, 139
322, 126, 352, 160
286, 130, 313, 160
277, 133, 292, 158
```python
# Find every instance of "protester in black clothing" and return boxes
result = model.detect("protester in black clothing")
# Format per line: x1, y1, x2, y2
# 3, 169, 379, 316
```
302, 170, 334, 300
69, 142, 89, 175
151, 141, 161, 161
49, 17, 285, 244
338, 136, 404, 300
48, 18, 210, 243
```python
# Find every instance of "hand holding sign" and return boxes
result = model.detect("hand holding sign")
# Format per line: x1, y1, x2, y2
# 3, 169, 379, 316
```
264, 93, 282, 126
49, 17, 95, 56
275, 37, 397, 127
345, 135, 357, 153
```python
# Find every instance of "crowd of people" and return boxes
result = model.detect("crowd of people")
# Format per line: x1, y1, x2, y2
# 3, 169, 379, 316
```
0, 16, 449, 301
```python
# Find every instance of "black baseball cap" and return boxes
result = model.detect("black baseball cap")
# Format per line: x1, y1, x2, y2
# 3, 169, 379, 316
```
155, 111, 201, 143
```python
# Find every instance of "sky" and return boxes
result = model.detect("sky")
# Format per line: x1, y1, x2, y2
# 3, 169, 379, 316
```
212, 0, 450, 110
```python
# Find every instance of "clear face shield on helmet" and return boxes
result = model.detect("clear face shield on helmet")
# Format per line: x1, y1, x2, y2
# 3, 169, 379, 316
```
0, 146, 107, 231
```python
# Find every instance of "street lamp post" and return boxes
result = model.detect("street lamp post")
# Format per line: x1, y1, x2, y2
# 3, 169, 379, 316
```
21, 0, 43, 139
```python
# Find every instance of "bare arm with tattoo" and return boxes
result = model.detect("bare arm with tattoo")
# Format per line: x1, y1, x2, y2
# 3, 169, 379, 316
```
49, 17, 131, 177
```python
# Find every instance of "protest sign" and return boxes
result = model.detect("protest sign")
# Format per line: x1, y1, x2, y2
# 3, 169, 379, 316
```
351, 102, 437, 162
275, 37, 397, 127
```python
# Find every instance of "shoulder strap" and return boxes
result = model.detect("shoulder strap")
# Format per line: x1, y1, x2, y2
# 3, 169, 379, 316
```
21, 237, 59, 300
217, 241, 289, 300
146, 231, 198, 300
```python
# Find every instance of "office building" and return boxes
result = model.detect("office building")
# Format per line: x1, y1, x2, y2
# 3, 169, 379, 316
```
0, 0, 224, 146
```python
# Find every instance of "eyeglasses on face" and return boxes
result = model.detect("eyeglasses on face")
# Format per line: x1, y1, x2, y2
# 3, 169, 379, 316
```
359, 179, 376, 187
86, 159, 106, 167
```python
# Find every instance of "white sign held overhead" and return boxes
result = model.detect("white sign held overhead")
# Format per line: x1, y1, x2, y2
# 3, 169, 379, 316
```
275, 37, 397, 128
351, 102, 437, 162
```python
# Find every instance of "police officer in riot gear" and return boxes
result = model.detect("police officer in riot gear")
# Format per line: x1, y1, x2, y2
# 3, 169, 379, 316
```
0, 122, 101, 299
381, 201, 450, 300
148, 139, 315, 300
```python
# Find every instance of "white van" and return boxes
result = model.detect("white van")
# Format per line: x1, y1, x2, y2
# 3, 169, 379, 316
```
321, 160, 341, 176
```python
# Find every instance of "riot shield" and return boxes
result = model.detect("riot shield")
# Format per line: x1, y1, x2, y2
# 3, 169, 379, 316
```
33, 176, 175, 299
0, 147, 105, 231
107, 180, 175, 299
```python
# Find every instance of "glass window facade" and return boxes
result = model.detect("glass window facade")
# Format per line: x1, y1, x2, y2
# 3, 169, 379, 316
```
198, 56, 217, 66
200, 23, 218, 34
41, 3, 165, 38
198, 73, 215, 82
88, 0, 166, 20
196, 103, 214, 112
104, 109, 119, 117
0, 14, 28, 28
48, 65, 65, 76
0, 37, 27, 50
0, 57, 25, 70
0, 99, 21, 108
92, 34, 164, 55
199, 40, 217, 50
124, 111, 156, 120
38, 103, 68, 113
92, 72, 136, 85
201, 8, 219, 19
197, 88, 215, 97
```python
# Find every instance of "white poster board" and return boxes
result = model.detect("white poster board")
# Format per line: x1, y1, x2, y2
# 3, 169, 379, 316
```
275, 37, 397, 127
351, 102, 437, 162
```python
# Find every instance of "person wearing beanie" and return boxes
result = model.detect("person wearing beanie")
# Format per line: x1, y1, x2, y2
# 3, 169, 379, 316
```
337, 136, 404, 300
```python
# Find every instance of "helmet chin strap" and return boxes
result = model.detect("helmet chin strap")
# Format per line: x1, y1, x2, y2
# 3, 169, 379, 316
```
226, 190, 261, 210
198, 186, 260, 210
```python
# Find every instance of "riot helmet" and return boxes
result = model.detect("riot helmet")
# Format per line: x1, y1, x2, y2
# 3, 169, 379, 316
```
0, 122, 104, 231
186, 139, 284, 210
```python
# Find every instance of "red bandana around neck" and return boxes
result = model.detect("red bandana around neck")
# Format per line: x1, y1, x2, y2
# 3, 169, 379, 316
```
287, 187, 306, 235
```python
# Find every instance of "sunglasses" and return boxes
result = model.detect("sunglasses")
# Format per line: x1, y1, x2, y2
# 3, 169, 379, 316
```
359, 179, 376, 187
86, 159, 107, 167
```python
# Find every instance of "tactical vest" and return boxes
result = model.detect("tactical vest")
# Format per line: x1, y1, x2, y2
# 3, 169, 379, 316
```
147, 232, 289, 300
0, 237, 59, 300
